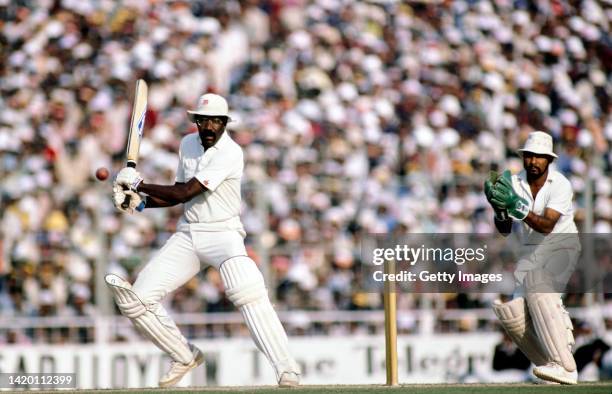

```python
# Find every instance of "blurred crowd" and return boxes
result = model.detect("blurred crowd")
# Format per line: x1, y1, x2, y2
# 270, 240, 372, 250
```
0, 0, 611, 343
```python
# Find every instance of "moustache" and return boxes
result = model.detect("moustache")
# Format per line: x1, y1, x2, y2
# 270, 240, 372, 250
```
200, 130, 216, 138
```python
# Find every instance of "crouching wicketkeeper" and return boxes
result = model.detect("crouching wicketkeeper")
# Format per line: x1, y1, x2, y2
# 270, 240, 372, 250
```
485, 131, 581, 384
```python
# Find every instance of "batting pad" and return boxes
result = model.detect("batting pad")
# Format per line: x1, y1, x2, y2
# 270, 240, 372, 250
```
105, 274, 194, 364
492, 297, 549, 366
525, 271, 576, 372
220, 257, 300, 380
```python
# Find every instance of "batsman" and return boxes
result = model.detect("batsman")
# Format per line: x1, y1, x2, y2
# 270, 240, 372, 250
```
486, 131, 581, 384
108, 93, 300, 388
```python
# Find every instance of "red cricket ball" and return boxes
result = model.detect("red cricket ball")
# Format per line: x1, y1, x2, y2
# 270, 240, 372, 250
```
95, 167, 109, 181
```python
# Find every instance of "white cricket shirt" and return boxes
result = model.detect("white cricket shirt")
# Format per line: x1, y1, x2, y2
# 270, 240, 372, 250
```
175, 132, 245, 234
511, 169, 578, 245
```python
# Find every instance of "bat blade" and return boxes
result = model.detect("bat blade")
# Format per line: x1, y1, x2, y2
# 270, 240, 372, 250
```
122, 79, 148, 209
125, 79, 148, 167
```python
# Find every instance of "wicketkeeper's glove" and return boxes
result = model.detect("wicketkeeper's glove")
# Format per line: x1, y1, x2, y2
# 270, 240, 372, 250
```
489, 170, 530, 221
484, 171, 509, 221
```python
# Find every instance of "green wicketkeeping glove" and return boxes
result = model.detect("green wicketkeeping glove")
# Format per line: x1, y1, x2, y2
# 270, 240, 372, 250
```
495, 170, 514, 192
490, 170, 529, 220
484, 171, 509, 221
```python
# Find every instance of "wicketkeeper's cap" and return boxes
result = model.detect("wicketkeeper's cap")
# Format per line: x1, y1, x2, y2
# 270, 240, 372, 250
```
518, 131, 558, 158
187, 93, 232, 121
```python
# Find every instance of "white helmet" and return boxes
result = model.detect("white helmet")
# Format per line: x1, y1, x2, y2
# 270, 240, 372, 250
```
187, 93, 231, 121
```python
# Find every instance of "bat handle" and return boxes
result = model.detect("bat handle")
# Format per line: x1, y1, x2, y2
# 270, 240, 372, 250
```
121, 162, 137, 209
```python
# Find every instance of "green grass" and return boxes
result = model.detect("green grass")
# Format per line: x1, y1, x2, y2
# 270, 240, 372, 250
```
41, 382, 612, 394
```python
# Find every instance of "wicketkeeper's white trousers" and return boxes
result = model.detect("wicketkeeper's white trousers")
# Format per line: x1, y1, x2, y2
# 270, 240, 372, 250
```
513, 234, 581, 295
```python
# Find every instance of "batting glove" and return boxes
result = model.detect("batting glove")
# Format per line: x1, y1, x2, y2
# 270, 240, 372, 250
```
115, 167, 143, 191
112, 184, 128, 212
124, 190, 146, 213
112, 184, 145, 213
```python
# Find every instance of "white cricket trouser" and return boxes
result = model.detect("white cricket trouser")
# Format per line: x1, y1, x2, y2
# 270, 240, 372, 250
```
513, 234, 581, 295
133, 230, 247, 299
508, 234, 580, 372
130, 229, 298, 379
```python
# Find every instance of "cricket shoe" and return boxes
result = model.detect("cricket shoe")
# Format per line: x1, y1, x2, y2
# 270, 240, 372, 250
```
531, 377, 560, 385
278, 371, 300, 387
159, 345, 204, 388
533, 362, 577, 385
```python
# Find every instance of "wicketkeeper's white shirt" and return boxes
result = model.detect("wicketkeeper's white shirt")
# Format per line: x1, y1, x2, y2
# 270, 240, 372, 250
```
511, 169, 581, 290
511, 169, 578, 245
175, 132, 245, 235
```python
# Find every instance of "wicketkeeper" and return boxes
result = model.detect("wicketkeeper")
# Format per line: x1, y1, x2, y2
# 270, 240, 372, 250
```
485, 131, 581, 384
108, 93, 300, 388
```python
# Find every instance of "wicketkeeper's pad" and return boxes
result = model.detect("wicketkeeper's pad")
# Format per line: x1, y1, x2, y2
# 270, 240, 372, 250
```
493, 297, 549, 366
525, 270, 576, 372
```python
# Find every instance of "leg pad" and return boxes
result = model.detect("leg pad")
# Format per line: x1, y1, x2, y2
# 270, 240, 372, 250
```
525, 271, 576, 372
105, 274, 193, 364
493, 297, 549, 366
220, 257, 300, 380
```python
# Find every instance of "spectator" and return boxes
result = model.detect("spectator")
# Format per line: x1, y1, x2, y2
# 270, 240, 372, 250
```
0, 1, 609, 341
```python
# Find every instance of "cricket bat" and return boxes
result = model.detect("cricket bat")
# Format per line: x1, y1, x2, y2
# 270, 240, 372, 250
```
121, 79, 148, 209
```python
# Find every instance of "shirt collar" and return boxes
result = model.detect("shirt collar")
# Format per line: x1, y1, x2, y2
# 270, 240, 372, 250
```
204, 130, 230, 152
215, 131, 230, 149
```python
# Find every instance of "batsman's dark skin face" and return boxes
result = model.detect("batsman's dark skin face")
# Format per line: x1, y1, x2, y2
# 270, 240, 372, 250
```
194, 116, 227, 149
523, 152, 552, 182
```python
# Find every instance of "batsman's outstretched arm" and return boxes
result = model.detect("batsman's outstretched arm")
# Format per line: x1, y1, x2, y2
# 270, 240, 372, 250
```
138, 178, 207, 205
144, 195, 179, 208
